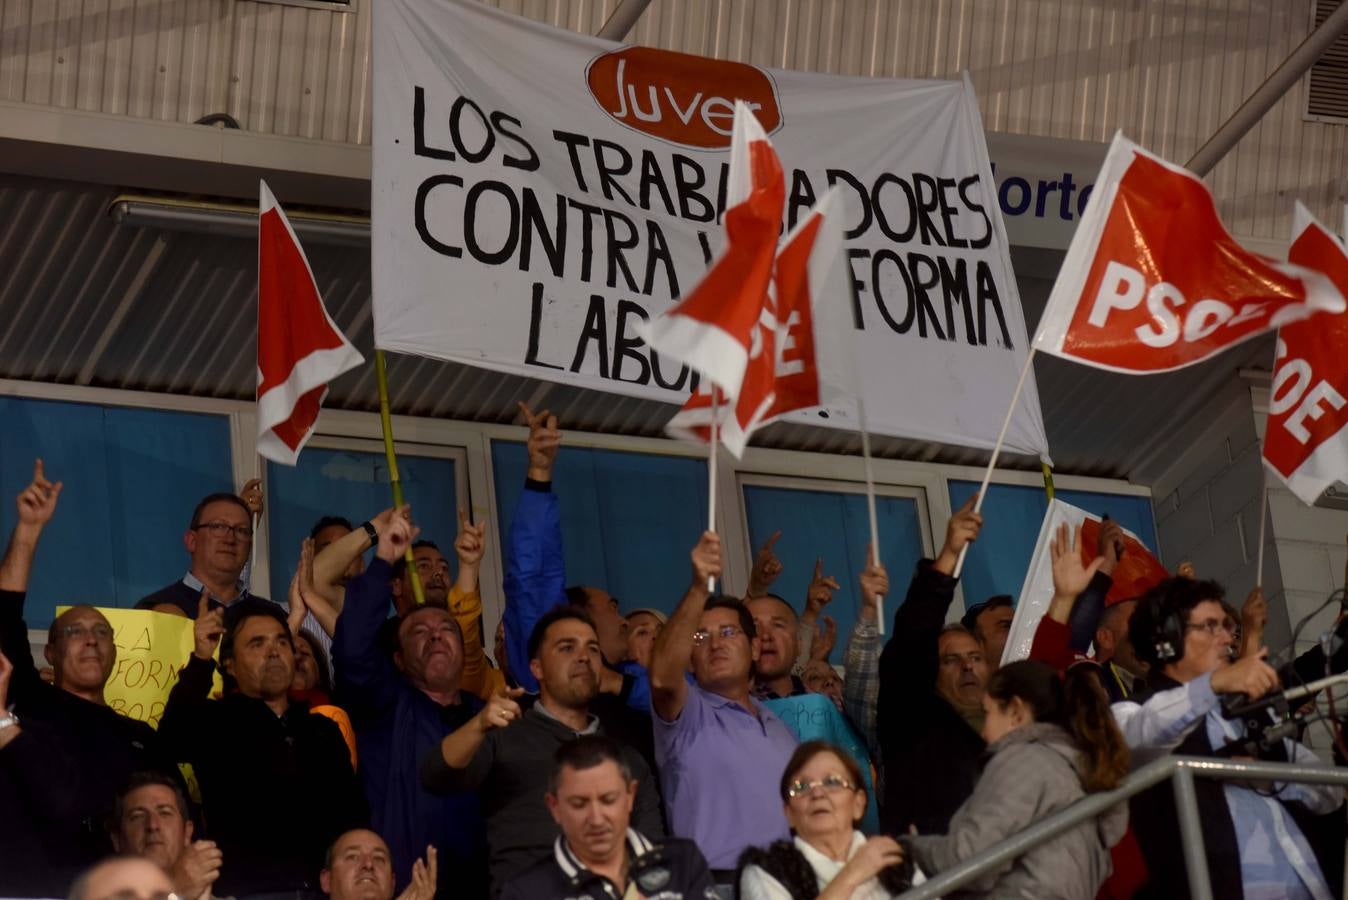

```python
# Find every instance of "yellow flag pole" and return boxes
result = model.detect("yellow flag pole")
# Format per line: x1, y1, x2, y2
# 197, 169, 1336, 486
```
376, 350, 425, 606
1042, 461, 1055, 501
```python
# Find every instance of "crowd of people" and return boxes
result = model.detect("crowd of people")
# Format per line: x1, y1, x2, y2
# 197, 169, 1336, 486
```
3, 404, 1348, 900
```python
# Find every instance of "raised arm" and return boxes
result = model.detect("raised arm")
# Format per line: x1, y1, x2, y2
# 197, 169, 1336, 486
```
159, 592, 224, 756
649, 531, 721, 722
844, 547, 886, 754
797, 557, 840, 672
331, 509, 417, 719
422, 684, 523, 794
311, 507, 395, 610
450, 509, 498, 698
0, 461, 62, 705
502, 403, 564, 692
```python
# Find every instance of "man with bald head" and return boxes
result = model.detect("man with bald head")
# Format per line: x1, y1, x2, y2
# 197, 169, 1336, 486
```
321, 829, 436, 900
333, 506, 487, 898
0, 461, 167, 896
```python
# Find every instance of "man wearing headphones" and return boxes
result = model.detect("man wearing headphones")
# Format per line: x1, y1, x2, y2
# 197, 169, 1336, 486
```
1113, 577, 1341, 900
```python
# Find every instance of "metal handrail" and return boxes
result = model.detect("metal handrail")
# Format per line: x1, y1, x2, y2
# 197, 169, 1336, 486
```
897, 755, 1348, 900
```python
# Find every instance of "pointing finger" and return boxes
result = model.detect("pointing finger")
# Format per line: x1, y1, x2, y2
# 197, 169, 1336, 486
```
813, 557, 823, 579
763, 529, 782, 551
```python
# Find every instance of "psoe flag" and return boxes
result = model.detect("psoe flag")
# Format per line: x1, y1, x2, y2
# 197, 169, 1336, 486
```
257, 181, 364, 465
635, 101, 784, 420
1034, 133, 1346, 373
1264, 203, 1348, 505
668, 188, 855, 458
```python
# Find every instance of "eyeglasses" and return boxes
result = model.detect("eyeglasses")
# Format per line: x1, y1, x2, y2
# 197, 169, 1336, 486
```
193, 521, 254, 540
692, 625, 744, 645
786, 773, 855, 798
1185, 619, 1234, 637
62, 623, 113, 642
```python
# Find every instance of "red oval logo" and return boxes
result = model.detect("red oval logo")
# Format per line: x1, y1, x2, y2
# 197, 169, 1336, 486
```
587, 47, 783, 150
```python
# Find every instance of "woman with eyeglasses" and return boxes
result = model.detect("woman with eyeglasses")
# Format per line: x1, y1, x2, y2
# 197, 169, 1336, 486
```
737, 740, 920, 899
902, 659, 1130, 899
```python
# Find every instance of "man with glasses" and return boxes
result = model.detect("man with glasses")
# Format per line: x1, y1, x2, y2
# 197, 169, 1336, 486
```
0, 460, 172, 896
649, 531, 798, 891
137, 491, 268, 618
1116, 576, 1341, 900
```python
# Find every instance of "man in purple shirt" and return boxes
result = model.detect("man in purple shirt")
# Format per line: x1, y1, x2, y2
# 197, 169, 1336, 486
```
649, 531, 799, 888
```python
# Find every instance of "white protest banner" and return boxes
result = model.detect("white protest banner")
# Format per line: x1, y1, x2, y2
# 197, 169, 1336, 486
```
372, 0, 1049, 459
1001, 500, 1167, 665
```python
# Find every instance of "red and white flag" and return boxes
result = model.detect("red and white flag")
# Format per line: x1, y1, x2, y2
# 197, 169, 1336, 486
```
636, 102, 784, 453
667, 189, 856, 456
257, 181, 364, 465
1264, 203, 1348, 504
1035, 133, 1346, 373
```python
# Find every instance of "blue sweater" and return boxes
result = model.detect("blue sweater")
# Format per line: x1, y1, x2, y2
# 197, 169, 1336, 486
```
332, 559, 487, 896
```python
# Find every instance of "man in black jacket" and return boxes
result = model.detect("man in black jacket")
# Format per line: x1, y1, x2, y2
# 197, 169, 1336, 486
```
0, 460, 168, 896
499, 735, 713, 900
877, 495, 989, 835
422, 605, 664, 896
159, 596, 365, 896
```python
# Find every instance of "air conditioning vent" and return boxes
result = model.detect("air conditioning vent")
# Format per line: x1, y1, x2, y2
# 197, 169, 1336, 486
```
1314, 481, 1348, 510
253, 0, 355, 12
1307, 0, 1348, 123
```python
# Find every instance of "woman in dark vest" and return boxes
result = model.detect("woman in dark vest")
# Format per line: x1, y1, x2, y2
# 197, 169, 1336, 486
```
737, 740, 918, 899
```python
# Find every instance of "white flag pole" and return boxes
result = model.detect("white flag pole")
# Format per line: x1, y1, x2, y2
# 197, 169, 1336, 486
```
953, 347, 1039, 578
707, 387, 719, 593
856, 395, 885, 636
1255, 466, 1269, 588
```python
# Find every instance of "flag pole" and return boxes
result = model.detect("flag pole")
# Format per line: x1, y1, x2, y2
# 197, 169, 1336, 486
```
856, 396, 885, 636
707, 386, 719, 593
376, 350, 425, 606
953, 347, 1038, 578
1255, 467, 1269, 587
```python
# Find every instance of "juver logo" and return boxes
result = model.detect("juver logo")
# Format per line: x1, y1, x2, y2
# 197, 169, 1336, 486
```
587, 46, 782, 149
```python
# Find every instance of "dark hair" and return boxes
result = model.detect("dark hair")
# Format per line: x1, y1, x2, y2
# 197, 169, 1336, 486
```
564, 585, 590, 607
109, 771, 190, 832
189, 492, 251, 529
309, 516, 353, 540
548, 734, 633, 793
219, 599, 293, 664
294, 628, 333, 695
962, 595, 1014, 635
528, 604, 598, 661
986, 659, 1129, 792
705, 595, 756, 640
779, 741, 868, 819
390, 540, 441, 579
1129, 577, 1225, 668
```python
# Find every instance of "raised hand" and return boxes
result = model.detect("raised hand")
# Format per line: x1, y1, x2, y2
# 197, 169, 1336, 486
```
1176, 560, 1196, 579
810, 615, 838, 662
1240, 587, 1267, 658
376, 506, 420, 564
746, 530, 783, 599
690, 531, 722, 589
858, 545, 889, 622
397, 845, 438, 900
478, 685, 526, 734
16, 459, 62, 528
455, 509, 487, 568
804, 558, 841, 620
935, 495, 983, 574
837, 836, 905, 890
172, 839, 223, 900
519, 401, 561, 482
1050, 522, 1105, 603
193, 590, 225, 661
238, 478, 264, 518
1097, 517, 1125, 576
287, 538, 316, 635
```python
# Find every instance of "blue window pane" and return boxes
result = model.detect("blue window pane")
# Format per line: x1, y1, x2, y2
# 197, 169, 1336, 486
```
0, 398, 233, 627
948, 480, 1157, 611
491, 442, 707, 614
742, 485, 925, 645
267, 450, 459, 603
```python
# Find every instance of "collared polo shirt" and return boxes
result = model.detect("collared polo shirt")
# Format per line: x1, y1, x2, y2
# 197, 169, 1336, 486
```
654, 681, 797, 870
135, 572, 265, 618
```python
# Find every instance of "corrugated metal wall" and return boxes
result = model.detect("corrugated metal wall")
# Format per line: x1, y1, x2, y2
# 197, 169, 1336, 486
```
2, 0, 1344, 237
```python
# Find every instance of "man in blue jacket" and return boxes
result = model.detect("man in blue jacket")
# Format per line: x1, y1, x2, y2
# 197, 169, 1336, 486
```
503, 403, 653, 716
332, 507, 487, 899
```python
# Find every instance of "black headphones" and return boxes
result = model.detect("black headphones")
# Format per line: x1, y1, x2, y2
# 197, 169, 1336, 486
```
1149, 593, 1186, 664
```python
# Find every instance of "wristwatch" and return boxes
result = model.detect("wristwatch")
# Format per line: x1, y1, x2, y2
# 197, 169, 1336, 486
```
0, 712, 19, 732
360, 520, 379, 546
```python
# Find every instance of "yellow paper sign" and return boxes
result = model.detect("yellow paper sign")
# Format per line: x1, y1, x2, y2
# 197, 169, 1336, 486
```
56, 606, 221, 728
